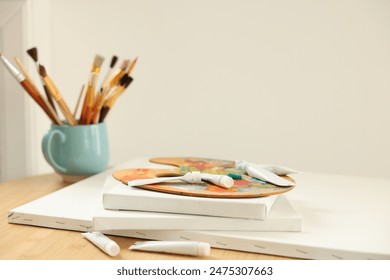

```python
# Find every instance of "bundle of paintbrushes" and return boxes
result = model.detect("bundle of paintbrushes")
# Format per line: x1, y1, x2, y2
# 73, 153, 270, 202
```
0, 47, 136, 126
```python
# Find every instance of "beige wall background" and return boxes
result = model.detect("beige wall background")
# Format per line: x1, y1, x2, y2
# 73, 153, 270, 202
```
2, 0, 390, 180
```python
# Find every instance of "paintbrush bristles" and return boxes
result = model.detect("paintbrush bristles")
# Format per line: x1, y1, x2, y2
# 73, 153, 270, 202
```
38, 64, 47, 78
126, 57, 138, 76
110, 56, 118, 68
92, 55, 105, 72
120, 59, 129, 70
119, 74, 132, 87
125, 76, 133, 88
27, 47, 58, 115
26, 47, 38, 62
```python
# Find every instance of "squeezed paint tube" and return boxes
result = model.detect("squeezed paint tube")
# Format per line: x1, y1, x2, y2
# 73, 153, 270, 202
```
200, 172, 234, 188
82, 231, 120, 257
235, 160, 295, 187
259, 164, 299, 176
129, 241, 211, 256
127, 171, 234, 188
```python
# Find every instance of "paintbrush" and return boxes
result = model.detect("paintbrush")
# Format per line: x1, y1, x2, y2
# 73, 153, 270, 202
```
86, 56, 117, 124
73, 84, 85, 119
89, 91, 105, 124
105, 59, 129, 91
89, 83, 109, 124
79, 55, 104, 124
0, 52, 62, 125
90, 73, 128, 124
39, 64, 77, 125
99, 74, 133, 122
100, 55, 118, 91
97, 59, 129, 109
96, 59, 129, 114
125, 56, 138, 76
26, 47, 58, 115
13, 56, 62, 125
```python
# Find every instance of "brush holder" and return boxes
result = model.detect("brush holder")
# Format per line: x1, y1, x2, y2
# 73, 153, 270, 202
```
42, 122, 109, 183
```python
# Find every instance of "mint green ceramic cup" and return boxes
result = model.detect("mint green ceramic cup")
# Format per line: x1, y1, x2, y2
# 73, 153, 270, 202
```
42, 122, 109, 182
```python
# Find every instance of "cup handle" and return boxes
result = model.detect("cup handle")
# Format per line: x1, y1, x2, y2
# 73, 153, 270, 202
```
41, 129, 67, 173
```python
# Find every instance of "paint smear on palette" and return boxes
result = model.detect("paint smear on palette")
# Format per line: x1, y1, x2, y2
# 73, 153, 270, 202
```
151, 157, 236, 170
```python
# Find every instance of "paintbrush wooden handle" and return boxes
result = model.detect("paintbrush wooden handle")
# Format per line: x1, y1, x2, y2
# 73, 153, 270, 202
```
42, 97, 63, 125
73, 84, 85, 119
20, 79, 61, 125
79, 86, 93, 124
80, 74, 97, 124
43, 76, 77, 125
42, 82, 57, 114
13, 56, 61, 125
56, 98, 77, 125
89, 92, 104, 124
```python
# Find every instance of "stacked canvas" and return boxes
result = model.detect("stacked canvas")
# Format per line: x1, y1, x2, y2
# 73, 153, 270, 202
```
94, 172, 302, 232
8, 157, 390, 259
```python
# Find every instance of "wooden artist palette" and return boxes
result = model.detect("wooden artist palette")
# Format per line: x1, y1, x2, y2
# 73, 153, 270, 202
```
112, 157, 295, 198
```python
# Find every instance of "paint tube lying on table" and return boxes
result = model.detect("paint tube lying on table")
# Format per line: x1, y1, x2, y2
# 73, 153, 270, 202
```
82, 231, 120, 257
129, 241, 211, 256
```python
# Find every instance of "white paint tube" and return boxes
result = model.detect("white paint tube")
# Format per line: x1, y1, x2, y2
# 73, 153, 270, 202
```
128, 171, 234, 188
129, 241, 210, 256
235, 160, 295, 187
82, 231, 120, 257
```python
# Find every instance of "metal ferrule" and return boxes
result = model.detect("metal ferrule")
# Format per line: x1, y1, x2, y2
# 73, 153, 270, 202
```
0, 55, 25, 82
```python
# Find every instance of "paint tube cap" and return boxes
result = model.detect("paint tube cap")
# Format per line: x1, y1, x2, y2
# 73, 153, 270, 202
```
228, 173, 242, 180
196, 242, 211, 256
220, 176, 234, 188
235, 160, 247, 171
105, 241, 120, 257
